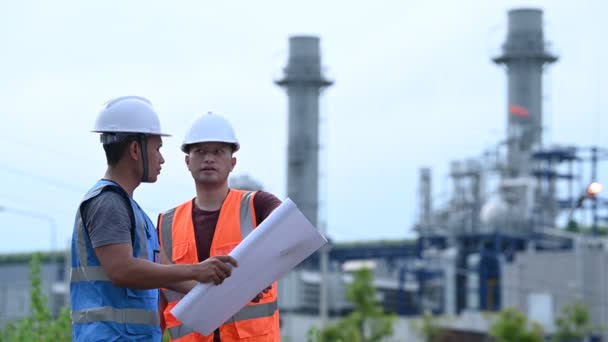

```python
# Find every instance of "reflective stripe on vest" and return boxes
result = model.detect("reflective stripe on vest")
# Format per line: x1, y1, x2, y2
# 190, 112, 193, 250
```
72, 306, 160, 325
225, 300, 278, 323
239, 191, 255, 238
71, 266, 109, 282
160, 208, 176, 262
168, 324, 196, 339
75, 214, 88, 267
168, 300, 278, 339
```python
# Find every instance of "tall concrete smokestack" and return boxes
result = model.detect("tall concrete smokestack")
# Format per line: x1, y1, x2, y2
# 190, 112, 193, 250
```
493, 8, 557, 178
417, 167, 433, 235
275, 36, 333, 227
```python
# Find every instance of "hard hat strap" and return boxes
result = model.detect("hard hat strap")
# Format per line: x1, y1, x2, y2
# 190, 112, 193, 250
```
138, 135, 149, 182
100, 133, 133, 144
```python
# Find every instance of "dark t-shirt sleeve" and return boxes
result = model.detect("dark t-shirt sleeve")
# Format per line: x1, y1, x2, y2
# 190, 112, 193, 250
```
81, 190, 132, 248
253, 191, 282, 225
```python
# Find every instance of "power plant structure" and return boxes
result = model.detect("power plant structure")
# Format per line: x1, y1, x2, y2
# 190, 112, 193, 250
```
273, 8, 608, 341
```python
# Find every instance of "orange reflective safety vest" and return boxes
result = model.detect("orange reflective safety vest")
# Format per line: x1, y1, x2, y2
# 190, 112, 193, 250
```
158, 190, 280, 342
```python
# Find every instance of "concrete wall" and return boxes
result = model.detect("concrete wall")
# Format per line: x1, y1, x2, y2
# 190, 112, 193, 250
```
501, 243, 608, 339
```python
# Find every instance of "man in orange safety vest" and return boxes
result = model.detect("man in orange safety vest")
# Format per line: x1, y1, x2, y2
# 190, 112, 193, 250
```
158, 112, 281, 342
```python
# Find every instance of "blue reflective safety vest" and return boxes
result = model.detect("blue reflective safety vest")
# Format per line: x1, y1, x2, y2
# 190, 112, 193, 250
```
70, 179, 162, 342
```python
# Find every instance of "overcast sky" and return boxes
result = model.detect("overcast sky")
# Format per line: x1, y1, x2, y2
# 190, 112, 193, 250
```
0, 0, 606, 253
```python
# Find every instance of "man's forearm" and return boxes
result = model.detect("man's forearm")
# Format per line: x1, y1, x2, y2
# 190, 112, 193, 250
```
167, 280, 197, 294
110, 258, 195, 289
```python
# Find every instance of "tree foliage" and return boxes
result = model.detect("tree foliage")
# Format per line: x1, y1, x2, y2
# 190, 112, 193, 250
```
308, 268, 397, 342
489, 308, 544, 342
410, 311, 447, 342
553, 300, 593, 342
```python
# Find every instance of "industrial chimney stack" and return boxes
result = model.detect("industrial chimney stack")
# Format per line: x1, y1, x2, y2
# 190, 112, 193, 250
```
275, 36, 333, 227
493, 9, 557, 178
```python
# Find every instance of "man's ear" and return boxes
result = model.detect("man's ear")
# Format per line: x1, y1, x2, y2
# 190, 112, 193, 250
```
128, 140, 141, 161
230, 157, 237, 172
185, 154, 191, 170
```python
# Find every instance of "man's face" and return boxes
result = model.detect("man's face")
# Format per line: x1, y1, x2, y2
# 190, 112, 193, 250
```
185, 142, 235, 186
143, 135, 165, 183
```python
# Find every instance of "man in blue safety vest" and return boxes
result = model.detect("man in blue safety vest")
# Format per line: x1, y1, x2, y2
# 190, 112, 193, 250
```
69, 96, 238, 342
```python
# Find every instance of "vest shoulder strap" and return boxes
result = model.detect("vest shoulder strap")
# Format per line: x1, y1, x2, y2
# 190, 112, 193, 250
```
82, 184, 136, 245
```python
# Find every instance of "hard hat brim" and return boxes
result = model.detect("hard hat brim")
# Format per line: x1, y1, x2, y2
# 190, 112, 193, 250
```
181, 141, 240, 153
92, 129, 172, 137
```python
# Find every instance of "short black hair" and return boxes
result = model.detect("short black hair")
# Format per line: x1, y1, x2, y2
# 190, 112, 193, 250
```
103, 135, 141, 166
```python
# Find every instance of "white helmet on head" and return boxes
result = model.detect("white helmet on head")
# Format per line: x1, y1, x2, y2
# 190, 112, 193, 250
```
181, 112, 239, 153
93, 96, 171, 143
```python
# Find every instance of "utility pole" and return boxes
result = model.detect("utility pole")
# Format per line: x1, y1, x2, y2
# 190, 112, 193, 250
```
319, 222, 329, 327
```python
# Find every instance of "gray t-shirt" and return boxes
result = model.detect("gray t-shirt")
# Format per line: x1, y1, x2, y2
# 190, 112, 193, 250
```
81, 190, 133, 248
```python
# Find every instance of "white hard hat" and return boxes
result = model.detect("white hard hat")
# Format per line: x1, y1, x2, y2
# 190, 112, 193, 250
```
93, 96, 171, 140
181, 112, 240, 153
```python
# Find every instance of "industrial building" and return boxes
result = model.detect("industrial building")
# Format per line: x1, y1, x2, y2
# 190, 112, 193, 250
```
0, 253, 67, 327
